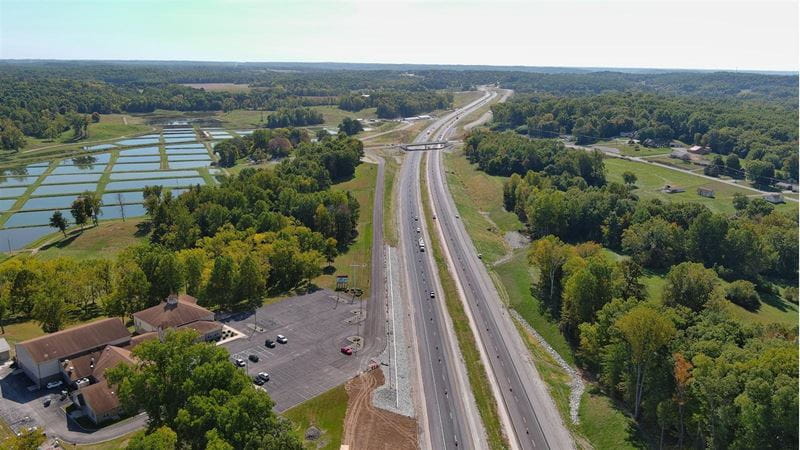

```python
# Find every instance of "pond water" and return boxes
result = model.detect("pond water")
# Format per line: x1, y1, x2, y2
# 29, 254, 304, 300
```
0, 176, 37, 187
116, 138, 160, 146
163, 128, 194, 134
162, 137, 198, 144
167, 154, 211, 161
101, 191, 143, 205
117, 156, 161, 163
1, 165, 49, 177
0, 226, 53, 251
4, 208, 72, 227
42, 173, 103, 184
33, 183, 97, 196
0, 187, 29, 198
110, 170, 199, 180
110, 162, 162, 172
21, 195, 79, 211
105, 177, 205, 191
51, 164, 107, 175
100, 204, 146, 220
235, 130, 254, 135
167, 161, 212, 169
84, 144, 117, 151
61, 153, 112, 165
119, 147, 161, 156
0, 199, 16, 211
164, 148, 209, 155
166, 142, 205, 148
163, 133, 197, 138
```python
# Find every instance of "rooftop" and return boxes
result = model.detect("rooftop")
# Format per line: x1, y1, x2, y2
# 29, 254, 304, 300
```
133, 294, 212, 330
16, 318, 130, 363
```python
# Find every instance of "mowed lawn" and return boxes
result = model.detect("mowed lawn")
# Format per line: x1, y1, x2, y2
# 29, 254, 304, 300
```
35, 220, 148, 261
443, 149, 523, 265
283, 384, 348, 450
23, 114, 151, 151
312, 163, 376, 295
312, 105, 378, 126
595, 139, 672, 157
605, 157, 798, 216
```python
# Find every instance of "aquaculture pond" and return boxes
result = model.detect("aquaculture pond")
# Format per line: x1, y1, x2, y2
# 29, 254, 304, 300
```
110, 162, 162, 172
0, 176, 38, 187
117, 156, 162, 163
51, 164, 107, 175
167, 161, 212, 169
100, 204, 147, 220
22, 195, 80, 211
43, 173, 103, 184
119, 147, 161, 156
0, 187, 29, 198
1, 165, 49, 177
165, 148, 209, 155
105, 177, 205, 191
168, 154, 211, 161
0, 199, 16, 211
4, 208, 72, 227
116, 138, 160, 146
101, 191, 144, 205
110, 170, 199, 180
61, 153, 112, 164
166, 143, 205, 149
0, 226, 52, 251
32, 183, 97, 196
84, 143, 117, 151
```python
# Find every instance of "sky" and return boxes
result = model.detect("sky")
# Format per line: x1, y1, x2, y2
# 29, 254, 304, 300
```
1, 0, 798, 72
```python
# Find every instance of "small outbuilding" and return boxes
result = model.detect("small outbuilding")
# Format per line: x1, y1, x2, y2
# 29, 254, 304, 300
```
661, 184, 685, 194
0, 338, 10, 362
688, 145, 711, 155
697, 187, 715, 198
763, 193, 785, 204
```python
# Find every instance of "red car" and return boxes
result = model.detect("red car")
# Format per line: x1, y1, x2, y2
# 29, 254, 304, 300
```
341, 346, 353, 355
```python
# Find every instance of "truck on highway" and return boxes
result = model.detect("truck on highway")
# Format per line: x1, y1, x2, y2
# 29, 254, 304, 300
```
418, 237, 425, 252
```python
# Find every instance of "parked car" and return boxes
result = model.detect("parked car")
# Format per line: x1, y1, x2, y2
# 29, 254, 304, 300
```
253, 376, 265, 386
249, 354, 259, 363
46, 380, 63, 390
43, 395, 51, 407
264, 339, 276, 348
234, 358, 246, 367
257, 372, 270, 382
341, 346, 353, 355
276, 334, 288, 344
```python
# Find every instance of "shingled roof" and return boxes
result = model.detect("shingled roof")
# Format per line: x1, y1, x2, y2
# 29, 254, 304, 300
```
17, 318, 130, 363
132, 294, 212, 329
80, 380, 121, 416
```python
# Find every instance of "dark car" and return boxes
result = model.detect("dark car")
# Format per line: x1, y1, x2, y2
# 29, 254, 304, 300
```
264, 339, 275, 348
248, 354, 259, 363
253, 376, 265, 386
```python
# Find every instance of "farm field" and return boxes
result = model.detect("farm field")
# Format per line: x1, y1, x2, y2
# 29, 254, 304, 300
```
594, 138, 672, 156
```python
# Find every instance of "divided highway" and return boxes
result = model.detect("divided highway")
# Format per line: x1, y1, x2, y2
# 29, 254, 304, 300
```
398, 90, 498, 449
424, 89, 573, 449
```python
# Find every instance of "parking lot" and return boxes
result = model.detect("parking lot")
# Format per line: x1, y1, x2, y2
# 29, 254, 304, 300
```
221, 289, 374, 411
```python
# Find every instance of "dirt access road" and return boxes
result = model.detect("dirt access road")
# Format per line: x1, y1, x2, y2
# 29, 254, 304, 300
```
342, 369, 417, 450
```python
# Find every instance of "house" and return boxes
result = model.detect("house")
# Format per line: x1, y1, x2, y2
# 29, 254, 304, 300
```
14, 318, 131, 388
688, 145, 710, 155
133, 294, 221, 341
763, 193, 785, 204
775, 182, 798, 193
0, 338, 9, 362
670, 149, 690, 161
697, 187, 715, 198
70, 346, 136, 424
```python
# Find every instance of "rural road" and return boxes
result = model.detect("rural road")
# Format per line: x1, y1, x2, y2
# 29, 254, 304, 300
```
424, 87, 573, 450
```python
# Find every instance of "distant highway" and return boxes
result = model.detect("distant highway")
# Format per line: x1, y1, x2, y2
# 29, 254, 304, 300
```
397, 90, 499, 449
422, 87, 573, 449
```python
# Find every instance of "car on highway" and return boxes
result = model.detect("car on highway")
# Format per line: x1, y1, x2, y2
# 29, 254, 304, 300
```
264, 339, 275, 348
46, 380, 63, 390
234, 358, 246, 367
257, 372, 270, 382
249, 354, 259, 363
341, 346, 353, 355
430, 291, 435, 298
455, 214, 460, 218
477, 253, 483, 259
416, 227, 420, 233
276, 334, 288, 344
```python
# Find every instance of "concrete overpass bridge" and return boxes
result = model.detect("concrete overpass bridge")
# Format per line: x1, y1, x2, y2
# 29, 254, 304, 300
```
399, 141, 450, 151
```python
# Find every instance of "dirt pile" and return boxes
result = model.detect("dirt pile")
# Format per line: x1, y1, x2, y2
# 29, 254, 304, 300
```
342, 369, 418, 450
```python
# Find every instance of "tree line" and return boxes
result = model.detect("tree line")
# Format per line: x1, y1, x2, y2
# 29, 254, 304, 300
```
490, 92, 798, 182
338, 91, 453, 118
213, 127, 309, 167
465, 130, 797, 448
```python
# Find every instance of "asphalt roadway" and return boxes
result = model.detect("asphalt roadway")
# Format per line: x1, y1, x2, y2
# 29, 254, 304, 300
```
398, 90, 500, 449
423, 88, 573, 449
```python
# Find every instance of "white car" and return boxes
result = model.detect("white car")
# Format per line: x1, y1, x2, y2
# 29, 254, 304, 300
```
276, 334, 288, 344
46, 380, 63, 389
416, 227, 421, 233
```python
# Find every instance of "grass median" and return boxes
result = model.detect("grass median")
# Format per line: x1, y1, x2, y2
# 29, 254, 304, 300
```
420, 156, 507, 450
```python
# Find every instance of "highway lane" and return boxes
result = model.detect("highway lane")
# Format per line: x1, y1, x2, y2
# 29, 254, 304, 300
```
424, 89, 573, 449
398, 90, 497, 449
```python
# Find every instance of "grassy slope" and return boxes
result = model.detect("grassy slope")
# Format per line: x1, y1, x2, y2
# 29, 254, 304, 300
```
22, 114, 151, 152
595, 139, 672, 157
421, 157, 507, 449
312, 163, 376, 294
605, 157, 798, 216
60, 430, 141, 449
35, 220, 148, 261
283, 384, 348, 450
313, 106, 378, 126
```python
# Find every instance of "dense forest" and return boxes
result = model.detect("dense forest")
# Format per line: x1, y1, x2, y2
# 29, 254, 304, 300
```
490, 93, 799, 181
466, 130, 798, 448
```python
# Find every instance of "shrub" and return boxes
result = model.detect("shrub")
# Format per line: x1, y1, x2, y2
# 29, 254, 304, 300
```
725, 280, 760, 310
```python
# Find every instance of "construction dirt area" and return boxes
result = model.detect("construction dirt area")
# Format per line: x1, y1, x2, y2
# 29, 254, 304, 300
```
341, 369, 418, 450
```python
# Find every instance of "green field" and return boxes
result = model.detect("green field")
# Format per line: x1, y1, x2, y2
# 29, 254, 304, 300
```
19, 114, 152, 154
605, 157, 798, 215
60, 430, 142, 449
35, 219, 148, 261
312, 105, 378, 126
312, 163, 376, 295
283, 384, 348, 450
594, 139, 672, 157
